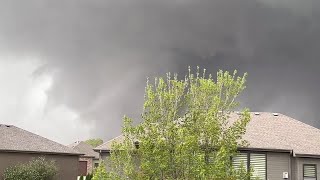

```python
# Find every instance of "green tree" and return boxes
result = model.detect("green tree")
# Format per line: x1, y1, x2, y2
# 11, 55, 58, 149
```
108, 67, 252, 180
85, 138, 103, 148
92, 162, 108, 180
86, 173, 93, 180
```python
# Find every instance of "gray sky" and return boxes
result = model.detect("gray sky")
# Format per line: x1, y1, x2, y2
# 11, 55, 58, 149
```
0, 0, 320, 144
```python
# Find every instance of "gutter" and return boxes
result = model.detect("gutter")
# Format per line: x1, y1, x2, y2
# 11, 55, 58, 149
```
294, 153, 320, 158
94, 149, 110, 153
289, 150, 293, 180
0, 149, 84, 156
238, 147, 292, 153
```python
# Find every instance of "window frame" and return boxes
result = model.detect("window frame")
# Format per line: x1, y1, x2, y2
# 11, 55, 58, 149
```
232, 151, 267, 180
249, 152, 267, 180
303, 164, 317, 180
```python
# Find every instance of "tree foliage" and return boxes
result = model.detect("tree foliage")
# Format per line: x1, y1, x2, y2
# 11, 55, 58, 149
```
86, 173, 93, 180
3, 157, 58, 180
108, 67, 251, 180
85, 138, 104, 148
92, 162, 109, 180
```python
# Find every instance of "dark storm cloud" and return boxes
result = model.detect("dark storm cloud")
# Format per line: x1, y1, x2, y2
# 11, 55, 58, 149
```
0, 0, 320, 140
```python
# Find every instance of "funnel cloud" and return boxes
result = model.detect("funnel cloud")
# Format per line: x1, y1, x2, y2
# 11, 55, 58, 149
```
0, 0, 319, 143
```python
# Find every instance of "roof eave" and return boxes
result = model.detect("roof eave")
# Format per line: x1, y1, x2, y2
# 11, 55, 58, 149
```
238, 147, 293, 153
294, 153, 320, 158
93, 149, 110, 153
81, 155, 98, 158
239, 147, 320, 158
0, 149, 84, 156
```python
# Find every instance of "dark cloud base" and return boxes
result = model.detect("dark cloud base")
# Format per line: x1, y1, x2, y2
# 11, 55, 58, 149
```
0, 0, 320, 140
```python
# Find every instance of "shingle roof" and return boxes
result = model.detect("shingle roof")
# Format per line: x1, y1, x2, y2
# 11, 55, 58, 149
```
0, 124, 80, 155
239, 112, 320, 156
68, 141, 99, 159
94, 113, 320, 156
94, 135, 124, 151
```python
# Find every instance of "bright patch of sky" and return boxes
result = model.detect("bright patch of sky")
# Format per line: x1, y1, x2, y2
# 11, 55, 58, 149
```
0, 58, 94, 145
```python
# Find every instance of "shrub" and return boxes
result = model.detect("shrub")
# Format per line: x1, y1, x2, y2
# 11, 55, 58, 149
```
3, 157, 58, 180
92, 162, 108, 180
86, 173, 93, 180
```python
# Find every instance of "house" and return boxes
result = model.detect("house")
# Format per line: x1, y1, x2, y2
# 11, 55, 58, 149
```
0, 124, 81, 180
94, 112, 320, 180
68, 141, 99, 176
94, 135, 124, 164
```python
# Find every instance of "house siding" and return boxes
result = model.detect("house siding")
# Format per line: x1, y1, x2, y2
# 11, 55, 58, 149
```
0, 152, 79, 180
292, 157, 320, 180
97, 150, 320, 180
266, 152, 291, 180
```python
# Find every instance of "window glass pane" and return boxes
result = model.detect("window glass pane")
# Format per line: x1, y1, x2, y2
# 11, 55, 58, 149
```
232, 153, 248, 171
304, 164, 316, 179
250, 153, 266, 180
94, 163, 99, 168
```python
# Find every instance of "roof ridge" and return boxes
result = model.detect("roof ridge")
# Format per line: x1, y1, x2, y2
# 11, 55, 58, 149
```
0, 125, 80, 155
108, 135, 123, 141
17, 126, 70, 148
103, 135, 123, 144
69, 141, 99, 158
280, 113, 320, 131
94, 135, 124, 150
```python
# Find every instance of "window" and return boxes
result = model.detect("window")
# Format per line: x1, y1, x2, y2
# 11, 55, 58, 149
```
250, 153, 266, 180
232, 153, 248, 171
232, 152, 266, 180
94, 163, 99, 168
304, 164, 317, 180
